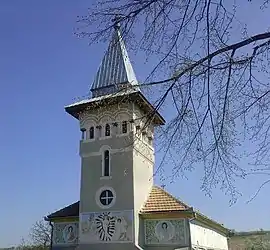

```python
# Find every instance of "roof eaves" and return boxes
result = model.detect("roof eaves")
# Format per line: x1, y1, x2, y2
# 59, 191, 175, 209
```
194, 211, 229, 235
44, 215, 79, 222
65, 90, 165, 125
136, 92, 165, 125
140, 209, 194, 219
46, 201, 79, 220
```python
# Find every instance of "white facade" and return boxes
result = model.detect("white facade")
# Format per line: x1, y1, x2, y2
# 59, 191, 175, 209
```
190, 220, 228, 250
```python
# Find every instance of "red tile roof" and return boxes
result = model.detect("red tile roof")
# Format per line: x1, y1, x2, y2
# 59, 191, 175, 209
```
46, 186, 227, 233
140, 186, 190, 213
46, 186, 191, 220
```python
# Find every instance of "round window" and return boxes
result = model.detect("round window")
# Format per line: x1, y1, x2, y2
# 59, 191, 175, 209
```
99, 190, 114, 206
95, 186, 116, 209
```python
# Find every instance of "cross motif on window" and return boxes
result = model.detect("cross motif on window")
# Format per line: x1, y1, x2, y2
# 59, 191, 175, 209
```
99, 190, 114, 206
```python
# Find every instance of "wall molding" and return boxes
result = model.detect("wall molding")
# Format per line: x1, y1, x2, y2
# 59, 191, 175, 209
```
80, 145, 133, 158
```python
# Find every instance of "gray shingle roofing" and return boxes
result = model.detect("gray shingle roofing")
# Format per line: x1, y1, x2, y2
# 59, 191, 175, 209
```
91, 26, 138, 98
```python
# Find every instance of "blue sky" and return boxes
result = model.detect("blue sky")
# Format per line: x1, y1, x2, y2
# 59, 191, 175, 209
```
0, 1, 269, 247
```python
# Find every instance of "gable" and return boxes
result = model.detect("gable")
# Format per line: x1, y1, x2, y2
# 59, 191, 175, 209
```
140, 186, 190, 213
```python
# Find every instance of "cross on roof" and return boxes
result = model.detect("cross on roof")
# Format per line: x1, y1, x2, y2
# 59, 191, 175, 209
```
90, 14, 139, 98
111, 14, 123, 29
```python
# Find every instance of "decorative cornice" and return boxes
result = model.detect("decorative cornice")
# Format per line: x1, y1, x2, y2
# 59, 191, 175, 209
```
80, 145, 133, 158
49, 217, 79, 223
140, 210, 194, 219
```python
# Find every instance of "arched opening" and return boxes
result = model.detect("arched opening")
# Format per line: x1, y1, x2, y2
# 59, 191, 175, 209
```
105, 124, 110, 137
135, 125, 140, 134
89, 126, 94, 139
80, 128, 86, 140
122, 121, 127, 134
103, 150, 110, 176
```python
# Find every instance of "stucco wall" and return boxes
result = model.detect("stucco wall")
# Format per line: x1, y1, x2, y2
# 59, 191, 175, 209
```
133, 139, 154, 246
77, 102, 156, 249
79, 137, 135, 213
79, 103, 135, 213
190, 220, 228, 250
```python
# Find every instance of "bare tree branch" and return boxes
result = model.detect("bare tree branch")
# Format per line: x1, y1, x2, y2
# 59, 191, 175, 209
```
75, 0, 270, 203
29, 220, 51, 247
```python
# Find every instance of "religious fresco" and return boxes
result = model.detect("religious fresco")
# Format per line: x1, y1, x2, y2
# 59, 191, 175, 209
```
155, 221, 175, 241
145, 219, 188, 245
53, 222, 79, 245
80, 210, 133, 243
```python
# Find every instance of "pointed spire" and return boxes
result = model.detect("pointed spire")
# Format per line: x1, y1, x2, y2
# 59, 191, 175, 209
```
91, 18, 139, 98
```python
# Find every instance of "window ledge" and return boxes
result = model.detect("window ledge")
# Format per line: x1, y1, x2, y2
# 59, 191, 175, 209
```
100, 176, 112, 180
99, 136, 112, 140
81, 139, 95, 143
116, 133, 129, 138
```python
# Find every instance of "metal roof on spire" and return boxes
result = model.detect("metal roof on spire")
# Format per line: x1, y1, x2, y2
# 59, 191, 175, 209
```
91, 22, 139, 98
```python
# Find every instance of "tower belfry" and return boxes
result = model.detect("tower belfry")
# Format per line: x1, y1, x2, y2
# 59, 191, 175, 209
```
63, 21, 165, 249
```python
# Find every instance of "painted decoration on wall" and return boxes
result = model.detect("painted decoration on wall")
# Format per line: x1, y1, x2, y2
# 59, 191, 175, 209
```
145, 219, 187, 245
80, 210, 133, 243
155, 220, 175, 242
63, 224, 77, 243
53, 222, 78, 245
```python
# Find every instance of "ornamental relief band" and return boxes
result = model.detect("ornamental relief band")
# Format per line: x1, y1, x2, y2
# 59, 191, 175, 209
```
79, 108, 131, 125
80, 210, 133, 243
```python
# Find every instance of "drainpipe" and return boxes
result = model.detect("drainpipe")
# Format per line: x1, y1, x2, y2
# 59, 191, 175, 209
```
187, 208, 196, 250
49, 221, 53, 250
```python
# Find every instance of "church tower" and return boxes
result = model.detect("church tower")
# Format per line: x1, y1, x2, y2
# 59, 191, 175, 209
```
46, 20, 229, 250
65, 23, 165, 249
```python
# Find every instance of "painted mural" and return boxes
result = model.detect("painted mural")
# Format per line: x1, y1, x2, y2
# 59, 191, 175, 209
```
155, 221, 175, 242
53, 222, 79, 245
145, 219, 188, 245
80, 210, 133, 243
